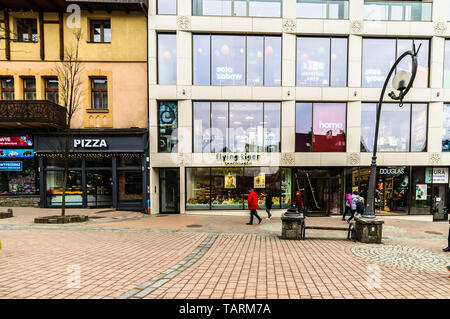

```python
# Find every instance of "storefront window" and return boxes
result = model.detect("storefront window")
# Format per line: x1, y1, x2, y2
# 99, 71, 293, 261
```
193, 34, 281, 86
411, 167, 432, 215
158, 101, 178, 153
118, 171, 142, 202
281, 168, 292, 208
193, 102, 281, 153
295, 102, 346, 152
0, 160, 36, 195
362, 38, 429, 88
211, 167, 243, 210
187, 167, 283, 210
158, 33, 177, 85
296, 37, 347, 87
443, 104, 450, 151
46, 170, 83, 206
361, 103, 428, 152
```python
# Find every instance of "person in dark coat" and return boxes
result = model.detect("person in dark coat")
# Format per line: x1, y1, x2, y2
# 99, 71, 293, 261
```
265, 192, 273, 220
247, 187, 262, 225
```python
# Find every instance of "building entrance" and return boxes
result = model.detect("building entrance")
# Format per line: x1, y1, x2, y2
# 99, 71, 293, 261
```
160, 168, 180, 214
293, 168, 343, 216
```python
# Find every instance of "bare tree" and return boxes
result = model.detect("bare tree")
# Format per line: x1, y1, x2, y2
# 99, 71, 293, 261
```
54, 30, 83, 217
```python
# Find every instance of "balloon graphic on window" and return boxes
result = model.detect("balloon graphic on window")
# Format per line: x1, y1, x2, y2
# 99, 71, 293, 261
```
221, 45, 230, 55
265, 46, 274, 56
163, 50, 171, 59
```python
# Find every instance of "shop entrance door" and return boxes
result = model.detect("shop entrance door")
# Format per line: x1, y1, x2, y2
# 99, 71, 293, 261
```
293, 169, 342, 216
87, 170, 113, 208
160, 168, 180, 214
431, 184, 448, 217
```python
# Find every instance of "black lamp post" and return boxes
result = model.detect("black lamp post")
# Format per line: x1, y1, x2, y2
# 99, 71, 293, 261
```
364, 42, 421, 219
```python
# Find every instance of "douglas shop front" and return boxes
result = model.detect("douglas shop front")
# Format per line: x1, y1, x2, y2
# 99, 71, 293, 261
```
35, 130, 148, 211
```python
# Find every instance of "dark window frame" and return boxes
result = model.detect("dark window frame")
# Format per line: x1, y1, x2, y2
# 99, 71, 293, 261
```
0, 77, 14, 101
90, 20, 111, 43
44, 77, 59, 104
158, 100, 178, 153
16, 18, 38, 42
22, 77, 36, 101
90, 77, 108, 110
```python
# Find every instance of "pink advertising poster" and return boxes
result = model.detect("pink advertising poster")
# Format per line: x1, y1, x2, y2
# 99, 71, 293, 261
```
312, 103, 346, 152
0, 135, 33, 147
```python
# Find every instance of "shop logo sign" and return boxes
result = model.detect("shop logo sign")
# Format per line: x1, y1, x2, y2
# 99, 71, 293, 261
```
432, 168, 448, 184
216, 67, 243, 81
73, 139, 108, 148
379, 168, 405, 175
216, 153, 261, 165
0, 161, 22, 171
319, 120, 343, 130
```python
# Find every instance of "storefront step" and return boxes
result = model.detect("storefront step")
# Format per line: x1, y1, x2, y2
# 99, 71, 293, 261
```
0, 195, 39, 207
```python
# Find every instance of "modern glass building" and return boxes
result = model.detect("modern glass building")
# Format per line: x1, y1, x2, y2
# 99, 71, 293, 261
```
149, 0, 450, 216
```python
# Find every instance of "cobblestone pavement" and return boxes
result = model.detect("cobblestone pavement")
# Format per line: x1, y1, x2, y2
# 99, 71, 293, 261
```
0, 209, 449, 299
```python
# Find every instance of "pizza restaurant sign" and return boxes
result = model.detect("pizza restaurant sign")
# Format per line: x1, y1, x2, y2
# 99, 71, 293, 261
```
216, 153, 261, 165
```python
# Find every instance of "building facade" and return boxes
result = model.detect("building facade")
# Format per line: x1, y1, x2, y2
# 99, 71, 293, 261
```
0, 0, 149, 211
149, 0, 450, 216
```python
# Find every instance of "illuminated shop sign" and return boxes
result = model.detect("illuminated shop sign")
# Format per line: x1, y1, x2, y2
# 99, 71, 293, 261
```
0, 161, 22, 171
73, 139, 108, 148
0, 149, 35, 158
0, 135, 33, 147
379, 168, 405, 175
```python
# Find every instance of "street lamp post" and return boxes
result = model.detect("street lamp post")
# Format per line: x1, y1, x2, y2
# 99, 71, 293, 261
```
364, 43, 421, 219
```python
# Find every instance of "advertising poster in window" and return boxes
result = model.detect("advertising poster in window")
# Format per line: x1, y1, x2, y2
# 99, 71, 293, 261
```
432, 168, 448, 184
312, 103, 346, 152
224, 173, 236, 189
416, 184, 427, 200
254, 173, 265, 188
0, 149, 35, 158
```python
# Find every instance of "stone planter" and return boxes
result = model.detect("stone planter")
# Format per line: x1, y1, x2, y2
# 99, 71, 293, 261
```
34, 215, 89, 224
0, 208, 13, 219
281, 209, 305, 240
355, 217, 384, 244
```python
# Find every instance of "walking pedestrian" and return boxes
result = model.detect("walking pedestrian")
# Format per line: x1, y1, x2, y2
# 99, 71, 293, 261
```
247, 187, 262, 225
347, 191, 358, 223
293, 190, 304, 212
342, 192, 352, 221
265, 192, 273, 220
355, 194, 366, 217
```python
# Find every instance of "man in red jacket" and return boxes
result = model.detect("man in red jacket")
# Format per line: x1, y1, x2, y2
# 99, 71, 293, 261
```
247, 187, 262, 225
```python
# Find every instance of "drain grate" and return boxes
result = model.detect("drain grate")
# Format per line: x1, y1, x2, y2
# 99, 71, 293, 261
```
186, 224, 202, 228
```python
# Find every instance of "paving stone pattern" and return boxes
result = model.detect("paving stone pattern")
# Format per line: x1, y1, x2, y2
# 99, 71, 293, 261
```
351, 245, 450, 274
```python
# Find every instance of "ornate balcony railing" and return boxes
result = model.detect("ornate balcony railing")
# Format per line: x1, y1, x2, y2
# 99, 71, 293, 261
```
0, 100, 66, 129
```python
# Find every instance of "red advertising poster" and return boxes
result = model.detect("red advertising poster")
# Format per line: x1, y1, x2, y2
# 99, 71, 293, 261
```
0, 135, 33, 147
312, 103, 346, 152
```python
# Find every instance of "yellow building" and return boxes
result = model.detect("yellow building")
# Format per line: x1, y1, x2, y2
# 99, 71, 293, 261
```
0, 0, 149, 211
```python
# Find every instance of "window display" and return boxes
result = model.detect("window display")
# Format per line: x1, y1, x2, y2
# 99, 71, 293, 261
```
0, 160, 36, 195
46, 170, 83, 206
193, 34, 281, 86
411, 167, 431, 215
295, 102, 346, 152
361, 103, 428, 152
186, 167, 283, 210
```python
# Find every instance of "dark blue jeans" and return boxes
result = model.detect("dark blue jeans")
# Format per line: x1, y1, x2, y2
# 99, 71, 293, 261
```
249, 209, 261, 224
